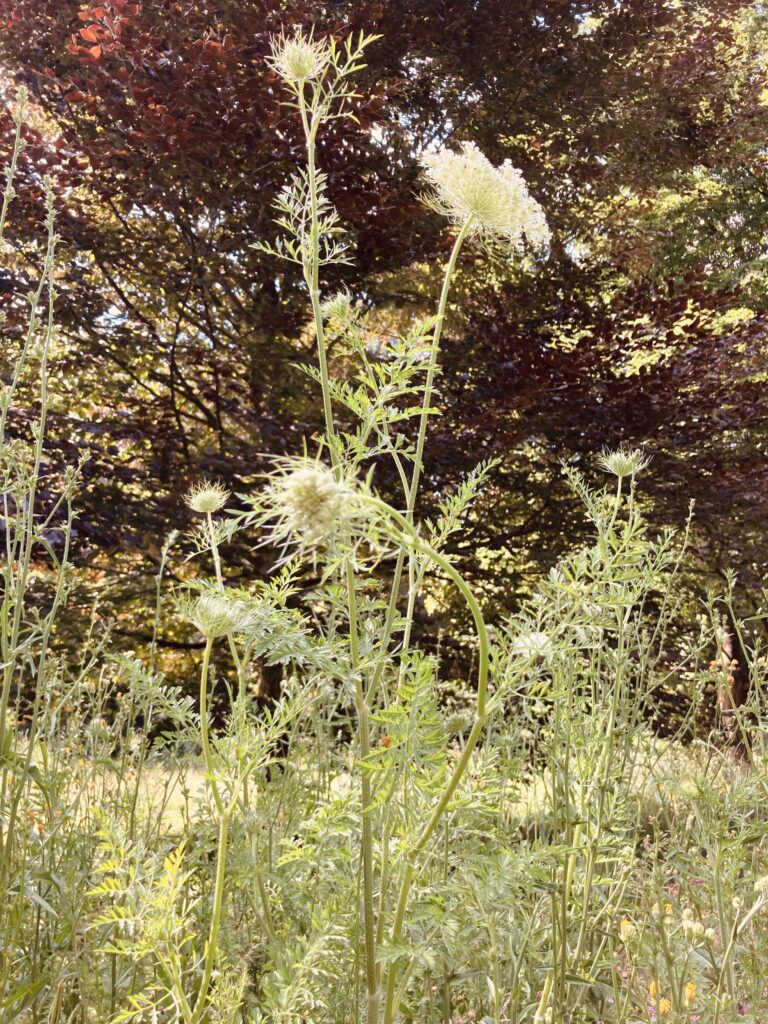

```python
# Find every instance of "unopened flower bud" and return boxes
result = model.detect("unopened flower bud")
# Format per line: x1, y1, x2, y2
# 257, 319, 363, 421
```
597, 446, 651, 479
185, 480, 230, 515
320, 289, 354, 328
269, 29, 330, 83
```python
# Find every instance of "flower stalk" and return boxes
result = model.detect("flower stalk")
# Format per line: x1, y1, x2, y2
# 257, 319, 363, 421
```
293, 57, 379, 1023
191, 637, 231, 1023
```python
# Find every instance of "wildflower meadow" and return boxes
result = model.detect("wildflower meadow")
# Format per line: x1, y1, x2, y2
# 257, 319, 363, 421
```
2, 13, 768, 1024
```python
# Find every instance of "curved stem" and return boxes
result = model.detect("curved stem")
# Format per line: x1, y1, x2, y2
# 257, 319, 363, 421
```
365, 497, 488, 716
406, 217, 472, 521
192, 811, 230, 1023
368, 217, 472, 707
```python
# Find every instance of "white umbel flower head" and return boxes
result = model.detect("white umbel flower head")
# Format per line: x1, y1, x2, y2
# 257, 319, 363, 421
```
259, 459, 360, 550
268, 29, 331, 84
597, 446, 651, 479
510, 630, 553, 660
420, 141, 550, 254
184, 591, 249, 639
185, 480, 230, 515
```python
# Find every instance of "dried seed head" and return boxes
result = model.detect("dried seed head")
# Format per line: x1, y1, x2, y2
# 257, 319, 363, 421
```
268, 29, 331, 84
420, 141, 550, 254
597, 446, 651, 479
184, 592, 249, 639
185, 480, 230, 515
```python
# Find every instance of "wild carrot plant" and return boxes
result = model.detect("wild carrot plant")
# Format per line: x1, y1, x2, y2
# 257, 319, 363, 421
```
2, 32, 768, 1024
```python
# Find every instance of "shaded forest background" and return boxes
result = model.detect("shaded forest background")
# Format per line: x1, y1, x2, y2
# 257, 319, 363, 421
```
2, 0, 768, 686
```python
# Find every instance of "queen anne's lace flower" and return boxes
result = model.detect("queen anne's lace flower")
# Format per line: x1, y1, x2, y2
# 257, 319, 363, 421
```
185, 481, 230, 515
597, 446, 651, 479
184, 592, 250, 639
258, 460, 362, 551
510, 631, 552, 660
268, 29, 331, 84
420, 142, 550, 254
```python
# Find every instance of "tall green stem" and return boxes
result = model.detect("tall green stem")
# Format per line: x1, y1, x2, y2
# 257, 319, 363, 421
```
199, 639, 224, 818
368, 218, 472, 701
406, 217, 472, 520
0, 87, 26, 243
299, 90, 337, 459
349, 560, 379, 1022
0, 187, 57, 763
192, 811, 230, 1023
192, 637, 231, 1022
298, 84, 378, 1022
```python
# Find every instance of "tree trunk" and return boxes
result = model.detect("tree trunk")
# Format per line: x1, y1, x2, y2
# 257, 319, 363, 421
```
715, 609, 750, 762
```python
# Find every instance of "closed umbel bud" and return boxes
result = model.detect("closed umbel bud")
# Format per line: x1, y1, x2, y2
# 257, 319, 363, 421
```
184, 592, 248, 639
597, 446, 651, 479
268, 29, 331, 84
185, 480, 230, 515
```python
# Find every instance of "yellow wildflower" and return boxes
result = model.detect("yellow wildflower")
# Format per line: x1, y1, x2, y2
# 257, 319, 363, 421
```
684, 982, 697, 1005
619, 918, 637, 942
659, 997, 672, 1015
